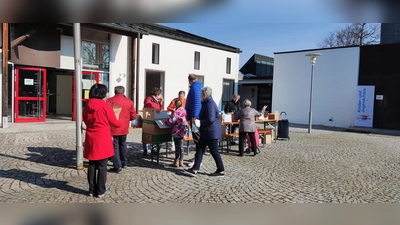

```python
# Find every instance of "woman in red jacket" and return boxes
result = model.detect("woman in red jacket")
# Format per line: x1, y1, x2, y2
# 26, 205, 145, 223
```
142, 87, 163, 156
83, 83, 121, 198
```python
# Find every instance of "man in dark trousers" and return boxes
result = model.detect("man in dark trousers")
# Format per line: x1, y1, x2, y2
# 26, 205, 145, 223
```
107, 86, 137, 173
185, 74, 204, 167
224, 94, 241, 145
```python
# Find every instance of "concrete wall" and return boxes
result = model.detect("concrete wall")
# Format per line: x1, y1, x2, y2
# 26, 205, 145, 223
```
272, 47, 360, 128
109, 34, 130, 98
138, 34, 240, 110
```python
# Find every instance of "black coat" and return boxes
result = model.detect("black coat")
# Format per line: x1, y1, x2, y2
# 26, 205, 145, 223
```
224, 100, 241, 114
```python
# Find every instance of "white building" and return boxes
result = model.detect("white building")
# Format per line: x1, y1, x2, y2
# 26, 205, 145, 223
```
0, 23, 241, 126
272, 47, 360, 128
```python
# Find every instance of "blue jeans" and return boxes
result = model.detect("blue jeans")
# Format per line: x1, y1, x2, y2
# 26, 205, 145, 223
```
192, 139, 224, 172
112, 135, 127, 169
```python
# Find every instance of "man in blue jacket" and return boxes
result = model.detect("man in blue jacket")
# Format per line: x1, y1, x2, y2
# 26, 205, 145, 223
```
185, 74, 203, 144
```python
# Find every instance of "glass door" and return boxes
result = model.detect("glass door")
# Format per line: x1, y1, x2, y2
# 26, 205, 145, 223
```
15, 67, 47, 122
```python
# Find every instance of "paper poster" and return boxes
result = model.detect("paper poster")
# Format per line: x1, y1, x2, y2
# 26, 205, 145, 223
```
84, 90, 89, 99
24, 78, 34, 85
354, 86, 375, 127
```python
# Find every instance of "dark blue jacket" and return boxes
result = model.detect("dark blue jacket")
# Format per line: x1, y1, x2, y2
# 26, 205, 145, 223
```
199, 96, 221, 140
185, 81, 203, 120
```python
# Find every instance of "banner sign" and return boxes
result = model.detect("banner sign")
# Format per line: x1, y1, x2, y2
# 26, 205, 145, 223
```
354, 86, 375, 127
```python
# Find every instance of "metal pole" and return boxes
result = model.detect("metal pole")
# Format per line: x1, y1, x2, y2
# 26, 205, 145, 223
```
308, 63, 314, 133
74, 23, 84, 170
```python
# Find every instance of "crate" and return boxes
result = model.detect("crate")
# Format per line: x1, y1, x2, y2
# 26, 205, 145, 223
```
142, 132, 172, 144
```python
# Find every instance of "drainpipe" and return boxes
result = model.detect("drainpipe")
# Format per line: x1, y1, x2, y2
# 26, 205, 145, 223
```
9, 62, 14, 123
135, 32, 140, 111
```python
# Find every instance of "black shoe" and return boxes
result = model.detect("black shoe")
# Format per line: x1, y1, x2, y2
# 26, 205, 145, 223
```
142, 151, 148, 156
108, 167, 122, 173
209, 171, 225, 177
237, 153, 243, 157
230, 141, 237, 145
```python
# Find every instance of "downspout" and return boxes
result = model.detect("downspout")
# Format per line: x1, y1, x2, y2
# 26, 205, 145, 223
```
130, 35, 136, 107
135, 32, 140, 111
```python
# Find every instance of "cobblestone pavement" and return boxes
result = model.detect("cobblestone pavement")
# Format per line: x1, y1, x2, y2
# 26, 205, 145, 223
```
1, 124, 400, 203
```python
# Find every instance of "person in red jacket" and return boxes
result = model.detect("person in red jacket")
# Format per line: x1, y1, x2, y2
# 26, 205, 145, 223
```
142, 87, 163, 156
143, 87, 163, 110
83, 83, 121, 198
107, 86, 137, 173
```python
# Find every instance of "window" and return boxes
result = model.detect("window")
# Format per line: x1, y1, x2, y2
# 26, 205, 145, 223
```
194, 51, 200, 70
196, 75, 204, 86
82, 40, 110, 71
226, 57, 231, 74
222, 79, 234, 110
152, 43, 160, 64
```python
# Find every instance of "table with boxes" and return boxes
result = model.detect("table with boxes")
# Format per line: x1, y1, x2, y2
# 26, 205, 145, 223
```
141, 108, 173, 164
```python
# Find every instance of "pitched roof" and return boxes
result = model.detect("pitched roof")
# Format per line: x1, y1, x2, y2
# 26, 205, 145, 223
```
98, 23, 241, 53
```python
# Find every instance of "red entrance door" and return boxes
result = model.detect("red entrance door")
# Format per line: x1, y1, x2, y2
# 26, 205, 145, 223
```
72, 71, 100, 121
15, 67, 47, 122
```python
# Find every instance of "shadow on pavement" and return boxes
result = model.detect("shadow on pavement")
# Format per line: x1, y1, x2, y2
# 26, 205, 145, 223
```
0, 147, 77, 169
0, 168, 87, 195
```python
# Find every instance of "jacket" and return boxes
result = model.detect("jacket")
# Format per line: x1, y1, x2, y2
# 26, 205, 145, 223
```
83, 98, 122, 161
234, 107, 265, 132
198, 96, 221, 140
143, 95, 163, 110
165, 106, 188, 138
107, 94, 137, 136
224, 100, 241, 114
185, 81, 203, 120
167, 97, 187, 112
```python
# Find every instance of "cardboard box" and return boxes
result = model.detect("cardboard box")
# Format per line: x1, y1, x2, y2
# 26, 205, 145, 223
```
263, 134, 272, 144
142, 132, 172, 144
142, 108, 170, 120
142, 120, 172, 135
258, 128, 274, 144
266, 111, 279, 121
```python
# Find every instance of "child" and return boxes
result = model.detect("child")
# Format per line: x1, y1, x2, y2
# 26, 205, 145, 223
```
165, 99, 188, 167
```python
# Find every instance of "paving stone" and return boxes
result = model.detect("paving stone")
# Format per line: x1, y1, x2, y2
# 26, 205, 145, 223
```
1, 125, 400, 202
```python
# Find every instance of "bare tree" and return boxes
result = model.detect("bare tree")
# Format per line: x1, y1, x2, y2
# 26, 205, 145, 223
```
318, 23, 380, 48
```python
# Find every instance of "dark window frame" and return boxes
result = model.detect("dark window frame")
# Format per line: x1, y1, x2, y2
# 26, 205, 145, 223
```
194, 51, 200, 70
226, 57, 231, 74
152, 43, 160, 64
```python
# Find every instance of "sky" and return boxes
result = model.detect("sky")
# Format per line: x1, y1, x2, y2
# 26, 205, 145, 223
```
160, 23, 347, 68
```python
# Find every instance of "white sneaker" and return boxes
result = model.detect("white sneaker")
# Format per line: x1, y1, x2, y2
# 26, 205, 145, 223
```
188, 161, 202, 168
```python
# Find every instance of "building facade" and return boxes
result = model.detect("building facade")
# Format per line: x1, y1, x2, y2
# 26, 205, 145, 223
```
0, 23, 241, 127
273, 43, 400, 130
238, 54, 274, 111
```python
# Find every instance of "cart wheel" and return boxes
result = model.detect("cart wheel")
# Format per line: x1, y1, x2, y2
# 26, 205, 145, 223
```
245, 148, 251, 154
